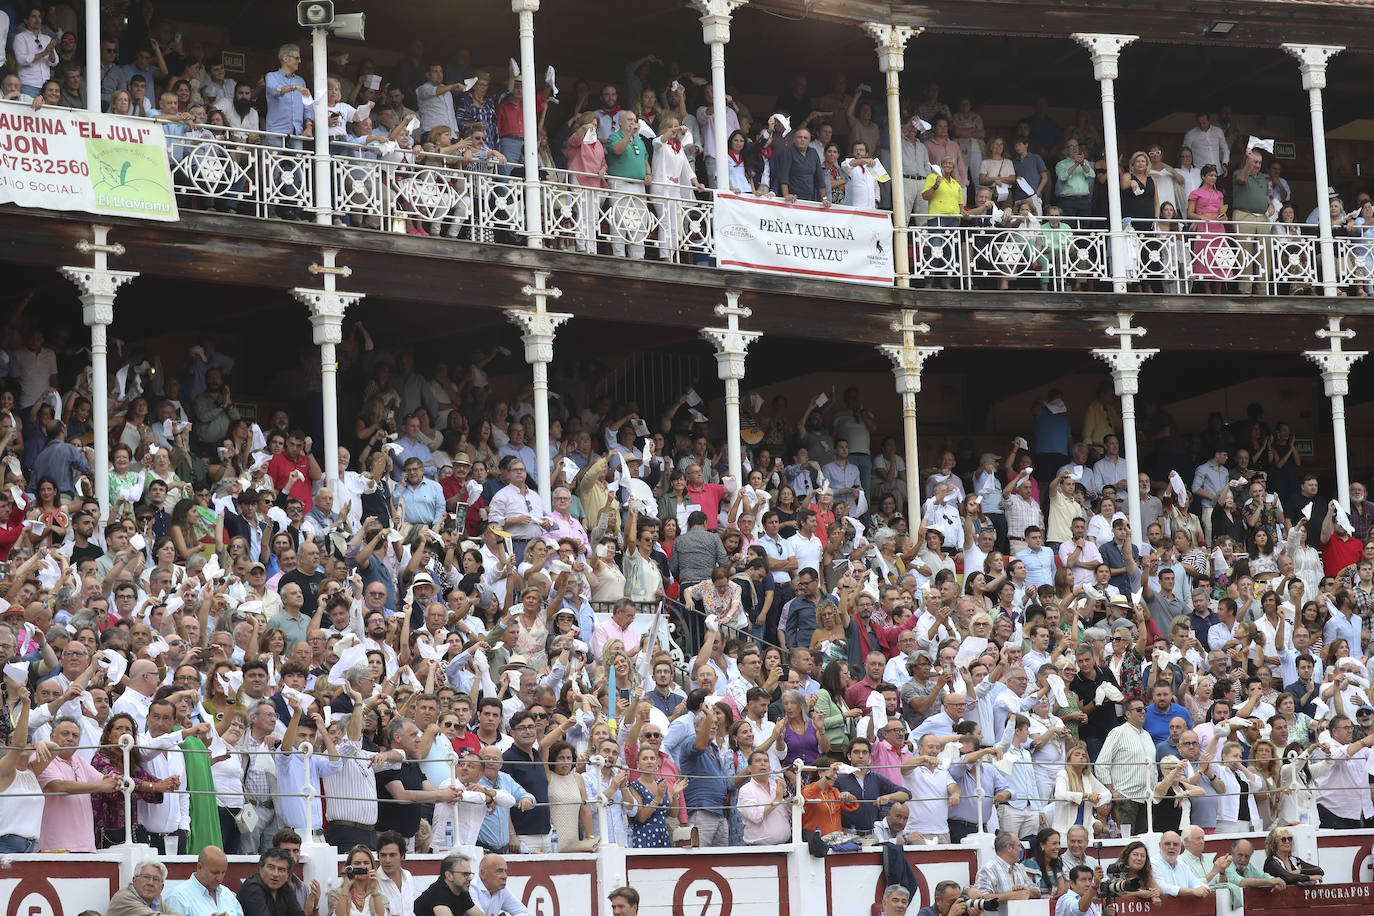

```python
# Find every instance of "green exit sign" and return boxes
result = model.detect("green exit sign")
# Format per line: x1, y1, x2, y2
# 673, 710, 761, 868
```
1274, 141, 1297, 159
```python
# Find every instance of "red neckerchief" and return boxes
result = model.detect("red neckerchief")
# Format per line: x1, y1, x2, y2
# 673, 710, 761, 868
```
728, 150, 743, 166
669, 140, 681, 153
761, 146, 773, 161
642, 107, 657, 121
600, 105, 621, 117
828, 164, 839, 179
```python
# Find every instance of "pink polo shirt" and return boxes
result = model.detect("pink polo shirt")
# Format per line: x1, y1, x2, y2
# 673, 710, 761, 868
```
38, 753, 102, 851
869, 738, 915, 785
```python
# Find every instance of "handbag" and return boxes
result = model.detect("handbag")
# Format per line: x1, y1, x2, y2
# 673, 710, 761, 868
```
233, 803, 260, 834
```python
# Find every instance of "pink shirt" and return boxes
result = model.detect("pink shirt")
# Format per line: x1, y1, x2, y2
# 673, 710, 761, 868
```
870, 738, 915, 785
38, 753, 102, 851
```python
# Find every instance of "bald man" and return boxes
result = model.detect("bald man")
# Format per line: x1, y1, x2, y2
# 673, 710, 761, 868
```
110, 659, 160, 730
1151, 831, 1209, 898
164, 846, 244, 916
470, 854, 528, 916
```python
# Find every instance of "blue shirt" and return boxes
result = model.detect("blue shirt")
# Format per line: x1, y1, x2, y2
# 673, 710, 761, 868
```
399, 478, 445, 527
275, 749, 342, 831
389, 436, 435, 480
1015, 545, 1056, 588
164, 876, 246, 916
265, 68, 308, 135
835, 769, 905, 831
948, 760, 1010, 826
1098, 539, 1139, 595
30, 439, 90, 495
498, 443, 540, 484
678, 735, 730, 817
1034, 406, 1072, 457
1142, 702, 1192, 744
479, 772, 531, 847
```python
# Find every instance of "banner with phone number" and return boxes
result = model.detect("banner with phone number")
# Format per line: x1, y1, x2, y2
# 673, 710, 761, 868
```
0, 101, 178, 220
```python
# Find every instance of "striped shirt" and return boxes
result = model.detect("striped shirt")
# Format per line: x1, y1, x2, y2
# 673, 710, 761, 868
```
321, 739, 388, 827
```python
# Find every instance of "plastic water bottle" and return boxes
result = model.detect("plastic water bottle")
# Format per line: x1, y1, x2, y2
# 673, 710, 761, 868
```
549, 828, 559, 854
443, 817, 453, 850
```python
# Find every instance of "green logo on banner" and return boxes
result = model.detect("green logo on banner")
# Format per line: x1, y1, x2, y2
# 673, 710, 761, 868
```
86, 138, 175, 216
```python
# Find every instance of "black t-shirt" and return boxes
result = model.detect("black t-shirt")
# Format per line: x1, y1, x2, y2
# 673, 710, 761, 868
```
1069, 666, 1120, 742
503, 744, 550, 835
376, 760, 425, 837
414, 878, 474, 916
71, 542, 104, 565
280, 568, 326, 616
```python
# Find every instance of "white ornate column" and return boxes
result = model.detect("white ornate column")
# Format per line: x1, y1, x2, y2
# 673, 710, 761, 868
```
1305, 318, 1366, 511
291, 250, 363, 491
690, 0, 748, 193
309, 26, 333, 225
60, 226, 138, 523
862, 23, 918, 287
701, 290, 761, 483
879, 310, 941, 515
507, 271, 570, 505
1283, 44, 1343, 297
1093, 314, 1158, 545
1072, 33, 1137, 293
513, 0, 545, 248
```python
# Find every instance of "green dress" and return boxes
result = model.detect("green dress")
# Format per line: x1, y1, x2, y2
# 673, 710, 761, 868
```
178, 731, 222, 854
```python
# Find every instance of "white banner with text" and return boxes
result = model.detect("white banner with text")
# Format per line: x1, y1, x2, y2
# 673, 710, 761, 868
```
0, 101, 178, 220
716, 192, 894, 286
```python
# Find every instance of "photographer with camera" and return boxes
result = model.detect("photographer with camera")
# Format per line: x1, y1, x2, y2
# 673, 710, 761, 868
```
1102, 841, 1162, 905
970, 831, 1041, 904
1056, 865, 1105, 916
915, 880, 972, 916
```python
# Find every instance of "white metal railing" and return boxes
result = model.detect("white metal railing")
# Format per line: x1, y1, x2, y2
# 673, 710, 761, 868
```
541, 172, 715, 260
896, 216, 1325, 293
156, 128, 1362, 294
166, 127, 314, 218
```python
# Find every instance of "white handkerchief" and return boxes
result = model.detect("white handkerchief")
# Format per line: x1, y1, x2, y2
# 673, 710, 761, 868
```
218, 669, 243, 695
989, 753, 1017, 776
1247, 136, 1274, 154
1168, 470, 1186, 500
1016, 177, 1035, 196
681, 129, 694, 148
267, 506, 291, 528
203, 553, 224, 582
365, 74, 381, 90
1312, 696, 1329, 720
688, 408, 708, 423
250, 423, 267, 451
582, 125, 598, 145
3, 661, 26, 687
1014, 436, 1028, 450
238, 600, 264, 616
637, 121, 655, 140
685, 388, 702, 407
630, 418, 650, 437
834, 763, 860, 776
866, 690, 887, 732
690, 76, 708, 86
937, 741, 961, 771
1047, 674, 1069, 708
871, 159, 890, 183
1333, 502, 1354, 533
912, 117, 931, 132
99, 649, 128, 686
403, 115, 420, 134
1301, 502, 1313, 521
24, 518, 47, 536
545, 65, 558, 98
560, 456, 579, 480
1094, 682, 1124, 705
815, 392, 829, 408
1068, 465, 1084, 482
43, 389, 61, 421
1045, 397, 1067, 415
995, 183, 1009, 201
377, 140, 398, 156
281, 685, 316, 711
955, 636, 988, 668
301, 93, 315, 108
509, 57, 520, 79
747, 393, 764, 413
146, 634, 169, 659
128, 532, 146, 552
461, 78, 478, 91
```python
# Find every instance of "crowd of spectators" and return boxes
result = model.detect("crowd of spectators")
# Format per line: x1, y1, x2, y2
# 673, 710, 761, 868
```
0, 300, 1371, 882
6, 4, 1373, 289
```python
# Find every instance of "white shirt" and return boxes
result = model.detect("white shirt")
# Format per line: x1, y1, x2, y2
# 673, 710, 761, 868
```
111, 688, 154, 732
14, 30, 56, 88
12, 345, 58, 409
137, 730, 190, 834
431, 777, 514, 849
905, 764, 957, 834
842, 157, 880, 209
786, 532, 823, 576
1152, 853, 1201, 896
415, 81, 458, 134
377, 869, 415, 916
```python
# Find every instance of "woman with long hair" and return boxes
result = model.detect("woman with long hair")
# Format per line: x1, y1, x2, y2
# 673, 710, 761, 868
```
771, 688, 829, 768
1106, 841, 1162, 902
1026, 827, 1067, 896
329, 846, 388, 916
1248, 738, 1282, 829
813, 658, 860, 755
809, 600, 849, 666
622, 746, 681, 848
91, 713, 173, 848
1051, 741, 1110, 841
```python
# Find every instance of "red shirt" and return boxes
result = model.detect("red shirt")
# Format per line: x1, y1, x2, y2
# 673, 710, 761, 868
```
267, 451, 314, 514
495, 92, 547, 138
439, 477, 485, 535
0, 503, 24, 560
450, 728, 481, 759
1322, 532, 1363, 576
686, 482, 727, 531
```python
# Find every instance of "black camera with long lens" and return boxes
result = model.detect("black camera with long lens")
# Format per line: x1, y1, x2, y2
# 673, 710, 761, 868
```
959, 896, 1000, 912
1098, 876, 1141, 897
